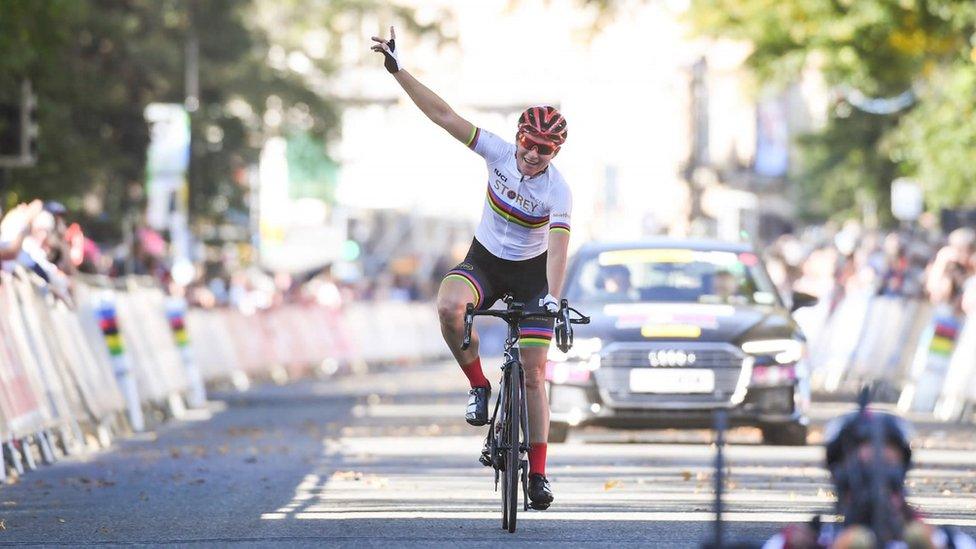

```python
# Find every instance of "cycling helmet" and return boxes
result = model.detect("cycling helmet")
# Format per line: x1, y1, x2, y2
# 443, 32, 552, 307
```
824, 409, 913, 470
517, 106, 568, 145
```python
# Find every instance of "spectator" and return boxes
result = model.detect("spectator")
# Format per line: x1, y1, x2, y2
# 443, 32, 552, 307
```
0, 200, 44, 260
925, 228, 975, 313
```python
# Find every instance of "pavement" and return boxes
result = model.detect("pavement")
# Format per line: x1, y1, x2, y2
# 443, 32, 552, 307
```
1, 359, 974, 547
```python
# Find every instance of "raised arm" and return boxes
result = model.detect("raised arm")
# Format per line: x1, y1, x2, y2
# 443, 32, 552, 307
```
371, 26, 474, 144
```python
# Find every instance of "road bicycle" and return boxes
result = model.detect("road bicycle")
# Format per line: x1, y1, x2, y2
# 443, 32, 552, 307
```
461, 295, 589, 533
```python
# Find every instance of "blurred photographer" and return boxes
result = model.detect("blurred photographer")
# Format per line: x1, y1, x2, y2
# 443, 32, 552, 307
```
763, 401, 975, 548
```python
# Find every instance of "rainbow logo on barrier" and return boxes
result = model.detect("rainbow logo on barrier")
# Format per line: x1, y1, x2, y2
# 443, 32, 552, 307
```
167, 307, 189, 348
929, 316, 960, 356
97, 303, 124, 356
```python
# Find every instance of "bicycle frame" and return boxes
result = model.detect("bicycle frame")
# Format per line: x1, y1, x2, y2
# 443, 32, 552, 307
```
463, 297, 589, 532
484, 316, 531, 505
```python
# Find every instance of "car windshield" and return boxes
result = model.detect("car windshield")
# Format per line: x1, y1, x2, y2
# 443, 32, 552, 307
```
567, 248, 779, 306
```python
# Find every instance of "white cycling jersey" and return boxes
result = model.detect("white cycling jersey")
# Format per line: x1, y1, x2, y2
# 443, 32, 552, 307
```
467, 127, 572, 261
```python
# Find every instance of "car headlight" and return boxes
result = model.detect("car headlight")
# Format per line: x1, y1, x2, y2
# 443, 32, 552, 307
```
741, 338, 804, 364
547, 337, 602, 362
547, 338, 602, 382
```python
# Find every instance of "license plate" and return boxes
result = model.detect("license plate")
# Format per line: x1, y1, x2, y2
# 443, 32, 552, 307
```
629, 368, 715, 393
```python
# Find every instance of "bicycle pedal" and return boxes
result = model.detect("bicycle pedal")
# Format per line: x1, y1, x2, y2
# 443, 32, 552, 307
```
479, 453, 493, 467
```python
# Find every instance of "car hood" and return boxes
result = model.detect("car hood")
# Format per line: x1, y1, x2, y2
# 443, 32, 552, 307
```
572, 301, 797, 344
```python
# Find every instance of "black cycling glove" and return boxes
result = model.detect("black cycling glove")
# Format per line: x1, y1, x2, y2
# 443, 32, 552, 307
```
374, 38, 401, 74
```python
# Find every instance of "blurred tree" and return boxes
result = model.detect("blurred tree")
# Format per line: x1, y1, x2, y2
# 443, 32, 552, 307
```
687, 0, 976, 221
888, 62, 976, 210
0, 0, 444, 241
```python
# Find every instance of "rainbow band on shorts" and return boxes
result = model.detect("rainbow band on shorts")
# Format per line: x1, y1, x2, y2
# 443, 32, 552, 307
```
444, 270, 483, 308
519, 327, 553, 348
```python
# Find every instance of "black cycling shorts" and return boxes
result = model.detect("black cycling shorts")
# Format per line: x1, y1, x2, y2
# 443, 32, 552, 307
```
443, 238, 553, 347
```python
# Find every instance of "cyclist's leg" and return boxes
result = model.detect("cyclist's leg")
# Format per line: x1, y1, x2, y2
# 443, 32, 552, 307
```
436, 275, 483, 366
519, 310, 556, 508
519, 323, 552, 448
437, 240, 499, 387
513, 260, 553, 473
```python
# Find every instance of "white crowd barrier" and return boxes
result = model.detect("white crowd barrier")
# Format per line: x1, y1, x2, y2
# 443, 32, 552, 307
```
807, 290, 976, 422
185, 300, 448, 388
0, 268, 449, 482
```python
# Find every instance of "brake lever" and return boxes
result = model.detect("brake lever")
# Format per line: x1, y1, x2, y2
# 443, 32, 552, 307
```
555, 299, 572, 353
568, 306, 590, 324
461, 303, 474, 350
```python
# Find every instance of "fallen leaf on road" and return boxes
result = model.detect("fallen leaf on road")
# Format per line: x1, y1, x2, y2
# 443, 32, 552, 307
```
170, 448, 182, 459
332, 471, 364, 481
58, 518, 66, 524
227, 427, 265, 438
0, 519, 5, 530
681, 471, 692, 481
217, 445, 229, 455
604, 480, 621, 491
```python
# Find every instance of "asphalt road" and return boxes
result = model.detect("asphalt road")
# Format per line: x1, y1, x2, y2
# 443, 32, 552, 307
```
1, 360, 974, 547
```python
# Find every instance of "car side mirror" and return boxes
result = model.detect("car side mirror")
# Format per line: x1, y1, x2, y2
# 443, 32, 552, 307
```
790, 291, 818, 312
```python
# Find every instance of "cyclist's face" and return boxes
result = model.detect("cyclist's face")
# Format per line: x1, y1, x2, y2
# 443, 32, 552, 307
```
515, 132, 558, 176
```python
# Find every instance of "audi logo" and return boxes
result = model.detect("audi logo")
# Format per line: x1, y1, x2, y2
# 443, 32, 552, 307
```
648, 350, 697, 367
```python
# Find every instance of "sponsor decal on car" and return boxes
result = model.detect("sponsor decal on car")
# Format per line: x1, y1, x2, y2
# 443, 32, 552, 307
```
640, 324, 702, 338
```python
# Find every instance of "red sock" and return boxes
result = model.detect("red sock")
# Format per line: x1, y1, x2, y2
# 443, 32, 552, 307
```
461, 357, 489, 389
529, 442, 547, 476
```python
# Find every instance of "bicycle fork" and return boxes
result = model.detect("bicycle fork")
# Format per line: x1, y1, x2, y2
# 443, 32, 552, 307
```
481, 374, 506, 491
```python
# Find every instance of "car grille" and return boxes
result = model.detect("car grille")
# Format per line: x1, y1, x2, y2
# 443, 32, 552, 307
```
594, 342, 746, 408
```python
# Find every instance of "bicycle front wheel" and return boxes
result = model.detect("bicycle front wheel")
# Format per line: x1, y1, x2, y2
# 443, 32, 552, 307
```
503, 365, 521, 533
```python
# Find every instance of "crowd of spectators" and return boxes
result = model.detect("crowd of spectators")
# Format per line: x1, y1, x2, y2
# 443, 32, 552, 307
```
7, 193, 973, 326
765, 217, 976, 319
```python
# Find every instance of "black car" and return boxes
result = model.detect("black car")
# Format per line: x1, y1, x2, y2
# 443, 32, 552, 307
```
546, 238, 817, 445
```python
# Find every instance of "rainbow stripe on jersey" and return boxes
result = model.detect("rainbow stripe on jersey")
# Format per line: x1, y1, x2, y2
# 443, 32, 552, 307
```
486, 185, 550, 229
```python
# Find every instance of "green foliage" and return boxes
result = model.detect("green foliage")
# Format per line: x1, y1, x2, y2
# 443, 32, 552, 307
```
688, 0, 976, 219
0, 0, 442, 240
796, 107, 897, 221
888, 63, 976, 210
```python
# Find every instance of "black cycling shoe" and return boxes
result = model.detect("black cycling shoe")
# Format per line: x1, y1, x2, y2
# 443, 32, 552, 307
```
528, 473, 554, 510
465, 386, 490, 426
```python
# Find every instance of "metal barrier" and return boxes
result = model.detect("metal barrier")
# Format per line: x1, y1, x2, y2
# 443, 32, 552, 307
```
807, 289, 976, 422
933, 315, 976, 421
0, 271, 448, 482
185, 301, 449, 386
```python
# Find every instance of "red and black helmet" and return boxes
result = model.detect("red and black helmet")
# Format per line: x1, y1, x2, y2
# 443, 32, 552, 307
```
517, 106, 568, 145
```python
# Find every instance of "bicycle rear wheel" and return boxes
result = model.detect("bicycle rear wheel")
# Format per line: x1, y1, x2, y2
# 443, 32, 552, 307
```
503, 366, 521, 533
